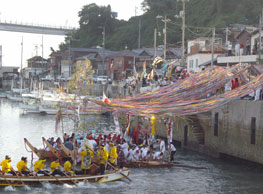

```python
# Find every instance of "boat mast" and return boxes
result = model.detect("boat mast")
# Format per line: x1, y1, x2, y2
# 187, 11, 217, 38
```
20, 36, 23, 94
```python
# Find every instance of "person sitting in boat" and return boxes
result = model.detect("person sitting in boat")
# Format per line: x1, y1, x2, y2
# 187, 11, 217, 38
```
127, 147, 133, 161
98, 144, 109, 175
64, 159, 74, 175
47, 137, 55, 146
141, 145, 149, 161
0, 155, 16, 175
132, 149, 141, 161
153, 152, 164, 161
80, 145, 94, 174
50, 159, 63, 176
64, 138, 74, 151
16, 157, 30, 176
108, 142, 118, 166
34, 159, 49, 176
53, 137, 62, 150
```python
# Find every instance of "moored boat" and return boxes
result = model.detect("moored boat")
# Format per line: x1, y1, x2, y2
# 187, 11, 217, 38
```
0, 168, 130, 186
124, 160, 173, 168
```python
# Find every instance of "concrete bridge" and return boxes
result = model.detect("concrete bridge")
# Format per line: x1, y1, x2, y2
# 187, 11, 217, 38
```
0, 20, 75, 35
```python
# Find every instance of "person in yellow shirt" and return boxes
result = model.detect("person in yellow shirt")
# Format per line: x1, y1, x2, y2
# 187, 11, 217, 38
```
16, 157, 30, 176
80, 146, 94, 174
109, 142, 118, 166
98, 145, 108, 175
50, 159, 63, 176
0, 155, 16, 175
64, 159, 74, 175
34, 159, 49, 176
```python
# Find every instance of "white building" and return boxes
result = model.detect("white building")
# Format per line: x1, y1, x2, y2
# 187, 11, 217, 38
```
187, 38, 226, 72
0, 45, 2, 68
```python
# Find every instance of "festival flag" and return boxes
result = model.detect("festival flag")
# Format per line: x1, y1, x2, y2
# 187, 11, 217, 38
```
102, 92, 110, 103
55, 106, 62, 131
140, 61, 147, 80
124, 115, 131, 140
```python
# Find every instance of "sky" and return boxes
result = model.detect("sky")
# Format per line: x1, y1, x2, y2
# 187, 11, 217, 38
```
0, 0, 144, 68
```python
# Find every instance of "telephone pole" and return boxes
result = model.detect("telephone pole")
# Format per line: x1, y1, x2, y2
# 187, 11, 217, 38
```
259, 14, 262, 60
164, 15, 167, 60
154, 28, 157, 59
181, 0, 186, 67
211, 27, 215, 68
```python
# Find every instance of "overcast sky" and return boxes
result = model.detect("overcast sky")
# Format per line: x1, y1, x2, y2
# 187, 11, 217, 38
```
0, 0, 144, 68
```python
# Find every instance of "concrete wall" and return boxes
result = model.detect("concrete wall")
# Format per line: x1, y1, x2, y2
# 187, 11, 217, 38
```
206, 100, 263, 164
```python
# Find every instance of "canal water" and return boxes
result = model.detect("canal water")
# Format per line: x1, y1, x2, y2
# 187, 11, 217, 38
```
0, 99, 263, 194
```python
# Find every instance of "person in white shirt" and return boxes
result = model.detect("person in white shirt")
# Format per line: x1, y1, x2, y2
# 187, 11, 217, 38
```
120, 140, 129, 158
141, 145, 149, 160
160, 138, 166, 154
104, 141, 110, 153
153, 152, 164, 161
132, 149, 141, 161
169, 143, 176, 161
127, 148, 133, 161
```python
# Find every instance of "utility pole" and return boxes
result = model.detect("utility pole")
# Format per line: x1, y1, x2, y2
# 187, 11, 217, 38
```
154, 28, 157, 59
41, 35, 44, 72
181, 0, 186, 67
259, 14, 262, 60
138, 18, 141, 49
225, 27, 228, 48
164, 15, 167, 60
211, 27, 215, 68
68, 38, 71, 78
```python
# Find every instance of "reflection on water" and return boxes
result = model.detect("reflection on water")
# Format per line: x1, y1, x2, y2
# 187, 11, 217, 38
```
0, 99, 263, 194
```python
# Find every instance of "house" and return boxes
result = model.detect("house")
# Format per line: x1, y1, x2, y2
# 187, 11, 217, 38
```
49, 50, 62, 78
57, 47, 115, 78
23, 56, 49, 79
235, 29, 252, 55
187, 38, 226, 72
0, 66, 19, 89
107, 50, 138, 80
250, 29, 263, 55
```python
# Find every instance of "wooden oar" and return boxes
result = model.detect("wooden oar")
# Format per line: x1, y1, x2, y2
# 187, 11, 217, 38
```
87, 147, 132, 182
11, 167, 25, 186
61, 171, 77, 185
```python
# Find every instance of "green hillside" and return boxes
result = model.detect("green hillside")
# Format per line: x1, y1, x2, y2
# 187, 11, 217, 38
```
61, 0, 263, 51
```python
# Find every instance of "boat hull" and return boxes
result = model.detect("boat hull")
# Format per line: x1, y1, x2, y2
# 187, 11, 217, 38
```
0, 168, 129, 186
124, 161, 173, 168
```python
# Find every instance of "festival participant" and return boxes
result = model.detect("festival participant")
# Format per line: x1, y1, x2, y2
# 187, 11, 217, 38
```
127, 147, 133, 161
88, 138, 97, 151
0, 155, 16, 175
132, 149, 141, 161
47, 137, 55, 146
64, 159, 74, 175
63, 133, 69, 142
54, 137, 62, 150
104, 140, 110, 153
141, 145, 149, 160
117, 146, 125, 168
17, 157, 30, 176
98, 145, 109, 175
109, 142, 118, 166
153, 152, 164, 161
160, 138, 166, 154
120, 140, 129, 158
64, 138, 74, 151
50, 159, 63, 176
34, 159, 49, 175
170, 143, 177, 161
80, 146, 94, 174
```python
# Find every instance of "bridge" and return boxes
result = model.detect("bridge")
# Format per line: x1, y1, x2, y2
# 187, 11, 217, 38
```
0, 20, 75, 35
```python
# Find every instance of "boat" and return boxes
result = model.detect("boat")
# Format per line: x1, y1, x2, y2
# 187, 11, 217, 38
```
24, 138, 70, 160
124, 160, 173, 168
0, 168, 130, 186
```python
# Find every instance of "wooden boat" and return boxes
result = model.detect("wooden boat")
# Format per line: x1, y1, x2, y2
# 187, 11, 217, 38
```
0, 168, 130, 187
24, 138, 70, 160
124, 160, 173, 168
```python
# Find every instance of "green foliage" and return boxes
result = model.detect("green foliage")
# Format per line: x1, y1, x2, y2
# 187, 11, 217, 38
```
60, 1, 263, 51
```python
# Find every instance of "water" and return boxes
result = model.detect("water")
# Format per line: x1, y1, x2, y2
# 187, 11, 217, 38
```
0, 99, 263, 194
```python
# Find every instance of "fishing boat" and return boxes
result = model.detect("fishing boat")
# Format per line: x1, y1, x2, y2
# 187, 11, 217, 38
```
24, 138, 70, 160
0, 168, 130, 186
124, 160, 173, 168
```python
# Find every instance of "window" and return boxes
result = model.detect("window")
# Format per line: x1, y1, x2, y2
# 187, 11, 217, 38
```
251, 117, 256, 145
214, 112, 219, 136
196, 59, 198, 68
116, 60, 123, 68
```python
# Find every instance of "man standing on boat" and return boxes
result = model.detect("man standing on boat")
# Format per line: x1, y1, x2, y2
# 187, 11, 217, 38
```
98, 144, 109, 175
109, 142, 118, 166
80, 146, 94, 174
160, 138, 166, 154
169, 143, 177, 161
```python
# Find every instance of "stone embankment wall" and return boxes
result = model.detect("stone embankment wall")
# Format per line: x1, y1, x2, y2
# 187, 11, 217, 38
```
154, 100, 263, 165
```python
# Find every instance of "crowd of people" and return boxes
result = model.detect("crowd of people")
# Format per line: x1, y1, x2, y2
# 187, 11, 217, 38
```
0, 131, 176, 177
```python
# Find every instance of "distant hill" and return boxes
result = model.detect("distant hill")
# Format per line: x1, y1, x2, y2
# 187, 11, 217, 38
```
63, 0, 263, 51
